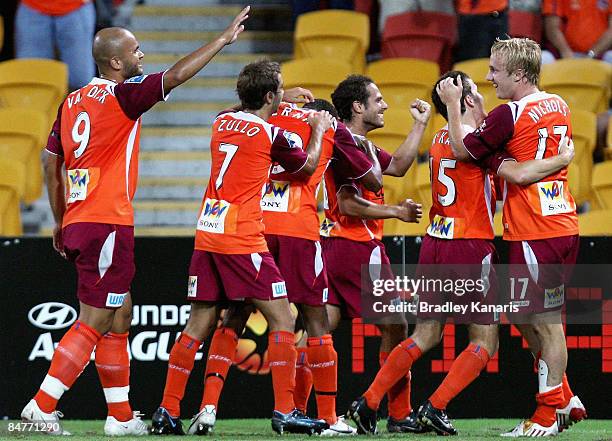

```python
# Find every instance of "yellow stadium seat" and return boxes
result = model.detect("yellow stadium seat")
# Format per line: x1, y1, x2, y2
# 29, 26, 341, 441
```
592, 161, 612, 209
493, 211, 504, 237
0, 158, 26, 236
605, 114, 612, 161
452, 58, 506, 112
0, 108, 48, 204
540, 59, 612, 114
0, 59, 68, 130
281, 58, 352, 103
415, 161, 432, 208
578, 209, 612, 236
566, 110, 597, 205
294, 10, 369, 73
366, 58, 439, 110
369, 107, 434, 159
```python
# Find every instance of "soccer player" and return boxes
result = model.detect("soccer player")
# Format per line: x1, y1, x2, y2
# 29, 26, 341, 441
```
437, 37, 586, 437
322, 75, 428, 434
348, 70, 575, 436
151, 61, 334, 436
188, 98, 379, 436
21, 8, 250, 436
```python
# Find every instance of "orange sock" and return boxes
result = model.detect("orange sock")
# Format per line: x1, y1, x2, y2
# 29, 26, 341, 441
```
160, 333, 201, 418
95, 332, 133, 422
380, 352, 412, 420
268, 331, 297, 414
34, 321, 101, 413
532, 385, 564, 427
200, 327, 238, 410
307, 335, 338, 424
429, 343, 490, 410
561, 374, 574, 405
294, 348, 313, 413
363, 338, 422, 411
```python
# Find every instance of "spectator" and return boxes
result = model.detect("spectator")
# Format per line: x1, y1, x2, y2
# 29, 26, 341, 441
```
455, 0, 509, 62
541, 0, 612, 64
15, 0, 96, 90
377, 0, 454, 38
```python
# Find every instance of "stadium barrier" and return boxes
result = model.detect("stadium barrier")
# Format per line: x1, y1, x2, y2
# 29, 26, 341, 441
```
1, 237, 610, 419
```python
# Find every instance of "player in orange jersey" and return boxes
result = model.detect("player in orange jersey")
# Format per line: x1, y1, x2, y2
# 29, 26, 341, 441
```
21, 8, 250, 437
323, 75, 427, 434
349, 70, 575, 436
152, 61, 334, 436
190, 99, 378, 436
437, 37, 586, 437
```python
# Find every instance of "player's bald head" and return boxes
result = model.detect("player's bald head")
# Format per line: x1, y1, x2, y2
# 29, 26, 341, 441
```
92, 27, 136, 69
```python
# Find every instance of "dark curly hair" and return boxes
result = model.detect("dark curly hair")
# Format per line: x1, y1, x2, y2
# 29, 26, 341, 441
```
303, 98, 339, 119
331, 74, 374, 123
431, 71, 473, 121
236, 60, 281, 110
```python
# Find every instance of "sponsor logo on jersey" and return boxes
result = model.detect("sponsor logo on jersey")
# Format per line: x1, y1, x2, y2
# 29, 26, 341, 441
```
187, 276, 198, 297
67, 168, 89, 203
319, 218, 336, 237
124, 75, 147, 84
544, 285, 564, 309
271, 281, 287, 298
261, 181, 290, 212
197, 198, 230, 234
537, 180, 572, 216
427, 215, 455, 239
106, 292, 127, 307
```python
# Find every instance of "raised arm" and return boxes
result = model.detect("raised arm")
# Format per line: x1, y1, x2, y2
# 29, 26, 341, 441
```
299, 111, 334, 176
163, 6, 249, 93
436, 77, 471, 161
337, 187, 422, 222
384, 99, 431, 176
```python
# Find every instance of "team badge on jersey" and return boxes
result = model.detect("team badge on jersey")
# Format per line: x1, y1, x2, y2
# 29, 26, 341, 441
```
197, 198, 231, 234
427, 215, 455, 239
537, 180, 572, 216
67, 169, 90, 203
319, 218, 336, 237
261, 181, 291, 212
283, 131, 303, 149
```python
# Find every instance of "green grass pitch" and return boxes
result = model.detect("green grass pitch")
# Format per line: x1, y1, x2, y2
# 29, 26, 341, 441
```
0, 419, 611, 440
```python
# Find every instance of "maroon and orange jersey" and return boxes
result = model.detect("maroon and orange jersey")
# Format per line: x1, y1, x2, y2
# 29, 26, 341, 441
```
262, 103, 373, 241
427, 125, 497, 240
464, 92, 579, 241
46, 73, 167, 227
195, 111, 308, 254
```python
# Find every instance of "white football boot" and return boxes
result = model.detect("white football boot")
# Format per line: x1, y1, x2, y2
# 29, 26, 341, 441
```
556, 395, 587, 431
20, 399, 70, 435
104, 411, 149, 436
501, 419, 559, 437
320, 416, 357, 436
188, 405, 217, 435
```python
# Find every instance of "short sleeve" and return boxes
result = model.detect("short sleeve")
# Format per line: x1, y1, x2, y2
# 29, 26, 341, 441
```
332, 123, 373, 179
463, 104, 515, 161
270, 128, 309, 173
376, 145, 393, 172
114, 71, 168, 120
478, 149, 516, 174
45, 103, 64, 156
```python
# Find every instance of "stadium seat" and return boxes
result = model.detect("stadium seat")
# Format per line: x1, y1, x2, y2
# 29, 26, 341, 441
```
508, 10, 542, 42
281, 58, 352, 103
592, 161, 612, 210
0, 59, 68, 130
605, 114, 612, 161
452, 58, 506, 112
294, 10, 369, 74
567, 109, 597, 205
0, 158, 25, 236
577, 209, 612, 235
381, 11, 457, 73
366, 58, 439, 110
493, 211, 504, 236
540, 59, 612, 114
0, 108, 49, 204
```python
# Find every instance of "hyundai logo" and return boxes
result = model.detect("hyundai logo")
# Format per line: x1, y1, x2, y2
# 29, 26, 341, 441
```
28, 302, 77, 330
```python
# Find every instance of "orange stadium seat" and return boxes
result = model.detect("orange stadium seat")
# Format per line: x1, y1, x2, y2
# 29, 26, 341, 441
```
294, 10, 369, 74
0, 158, 25, 236
0, 108, 48, 204
366, 58, 439, 110
540, 59, 612, 114
0, 59, 68, 130
381, 11, 457, 73
578, 209, 612, 235
281, 58, 352, 103
508, 10, 542, 42
592, 161, 612, 209
567, 109, 597, 205
452, 58, 506, 112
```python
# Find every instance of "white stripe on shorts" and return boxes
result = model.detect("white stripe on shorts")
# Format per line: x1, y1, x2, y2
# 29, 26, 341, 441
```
98, 231, 117, 278
521, 241, 539, 283
368, 245, 382, 283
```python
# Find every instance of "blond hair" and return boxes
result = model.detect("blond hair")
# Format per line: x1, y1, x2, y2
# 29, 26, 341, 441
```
491, 37, 541, 85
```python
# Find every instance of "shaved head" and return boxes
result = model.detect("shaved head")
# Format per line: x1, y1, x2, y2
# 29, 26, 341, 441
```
93, 27, 143, 80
